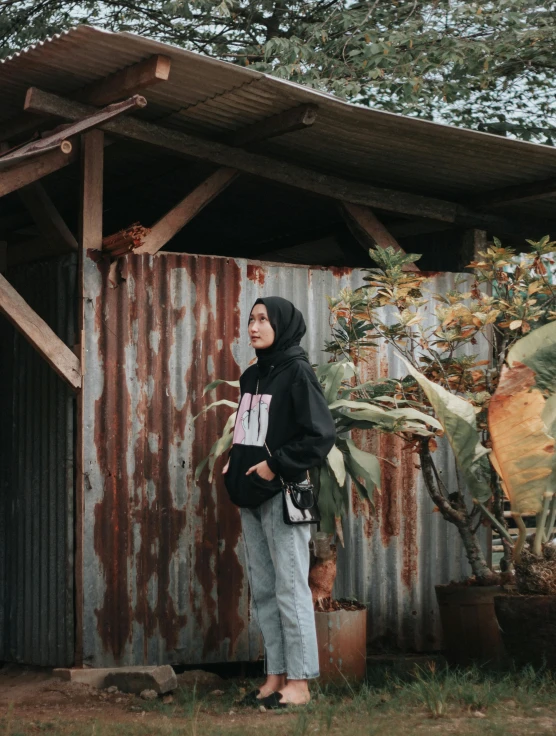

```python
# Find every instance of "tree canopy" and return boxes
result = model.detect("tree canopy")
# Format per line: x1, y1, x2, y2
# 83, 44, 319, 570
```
1, 1, 555, 141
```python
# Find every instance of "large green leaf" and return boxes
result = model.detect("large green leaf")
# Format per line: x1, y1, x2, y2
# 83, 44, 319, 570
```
342, 438, 380, 506
194, 399, 238, 420
318, 464, 344, 534
316, 361, 355, 402
329, 398, 438, 435
489, 321, 556, 515
404, 360, 491, 503
327, 444, 346, 486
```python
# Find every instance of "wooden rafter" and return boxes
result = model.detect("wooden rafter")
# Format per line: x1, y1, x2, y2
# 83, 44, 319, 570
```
467, 177, 556, 209
74, 54, 171, 106
0, 54, 171, 144
227, 104, 318, 147
18, 182, 78, 251
340, 202, 420, 272
0, 271, 81, 390
24, 88, 457, 222
80, 130, 104, 252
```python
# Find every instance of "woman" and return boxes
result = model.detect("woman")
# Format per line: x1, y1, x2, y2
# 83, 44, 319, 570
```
223, 296, 336, 708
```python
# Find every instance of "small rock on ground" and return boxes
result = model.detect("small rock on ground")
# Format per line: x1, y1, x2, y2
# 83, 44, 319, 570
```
176, 670, 223, 689
473, 711, 486, 719
140, 689, 158, 701
162, 694, 174, 704
210, 689, 225, 696
105, 665, 177, 695
106, 686, 118, 694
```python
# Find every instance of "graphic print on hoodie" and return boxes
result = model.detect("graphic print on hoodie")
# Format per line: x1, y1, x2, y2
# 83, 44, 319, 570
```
234, 393, 272, 447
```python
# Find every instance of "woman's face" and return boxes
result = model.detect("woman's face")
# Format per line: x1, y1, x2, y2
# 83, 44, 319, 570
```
249, 304, 275, 349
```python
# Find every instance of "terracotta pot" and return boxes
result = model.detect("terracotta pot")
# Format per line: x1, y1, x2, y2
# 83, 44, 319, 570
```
315, 607, 367, 683
494, 594, 556, 669
435, 584, 505, 667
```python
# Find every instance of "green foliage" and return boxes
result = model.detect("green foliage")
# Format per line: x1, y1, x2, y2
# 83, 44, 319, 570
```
195, 357, 435, 533
2, 2, 556, 140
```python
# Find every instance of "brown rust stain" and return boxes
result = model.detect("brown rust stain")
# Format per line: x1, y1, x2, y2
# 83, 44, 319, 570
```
247, 264, 266, 286
329, 266, 353, 278
132, 256, 187, 657
184, 256, 245, 659
92, 256, 134, 660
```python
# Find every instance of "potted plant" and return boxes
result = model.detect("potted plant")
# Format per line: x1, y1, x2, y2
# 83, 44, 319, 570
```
324, 239, 556, 666
488, 319, 556, 668
195, 361, 436, 682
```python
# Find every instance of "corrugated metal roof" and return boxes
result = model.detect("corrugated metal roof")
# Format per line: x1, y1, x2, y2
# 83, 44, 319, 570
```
2, 25, 556, 218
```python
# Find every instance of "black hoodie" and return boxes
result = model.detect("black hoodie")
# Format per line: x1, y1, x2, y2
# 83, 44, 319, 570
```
224, 297, 337, 509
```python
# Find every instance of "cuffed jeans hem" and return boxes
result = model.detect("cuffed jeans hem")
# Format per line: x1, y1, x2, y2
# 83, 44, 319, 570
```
288, 671, 320, 680
267, 670, 287, 675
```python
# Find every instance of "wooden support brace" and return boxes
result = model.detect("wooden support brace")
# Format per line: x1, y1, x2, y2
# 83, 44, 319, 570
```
0, 147, 77, 198
80, 130, 104, 251
134, 168, 238, 255
340, 202, 420, 272
0, 92, 146, 166
23, 88, 458, 222
18, 182, 78, 251
0, 271, 81, 389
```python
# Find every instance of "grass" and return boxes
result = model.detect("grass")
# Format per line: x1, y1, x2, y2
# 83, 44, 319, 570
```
2, 665, 556, 735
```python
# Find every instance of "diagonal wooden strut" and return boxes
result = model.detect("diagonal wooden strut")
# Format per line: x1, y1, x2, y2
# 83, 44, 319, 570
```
0, 271, 81, 390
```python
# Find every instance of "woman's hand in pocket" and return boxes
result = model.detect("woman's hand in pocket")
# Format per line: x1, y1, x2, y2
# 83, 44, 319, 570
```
246, 461, 275, 481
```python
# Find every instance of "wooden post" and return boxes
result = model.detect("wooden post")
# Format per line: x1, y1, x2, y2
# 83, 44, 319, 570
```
75, 128, 104, 667
459, 229, 487, 272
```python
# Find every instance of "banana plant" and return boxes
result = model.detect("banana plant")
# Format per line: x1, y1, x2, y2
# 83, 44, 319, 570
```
488, 320, 556, 561
195, 360, 438, 534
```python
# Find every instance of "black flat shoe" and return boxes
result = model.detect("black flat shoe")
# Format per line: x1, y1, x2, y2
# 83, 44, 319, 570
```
240, 689, 262, 706
260, 692, 311, 710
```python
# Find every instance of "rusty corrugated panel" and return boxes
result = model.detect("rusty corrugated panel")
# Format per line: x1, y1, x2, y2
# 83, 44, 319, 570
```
0, 254, 76, 666
2, 26, 556, 219
82, 253, 488, 664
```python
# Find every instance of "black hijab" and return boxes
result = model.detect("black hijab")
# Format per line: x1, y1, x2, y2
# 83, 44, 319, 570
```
251, 297, 308, 374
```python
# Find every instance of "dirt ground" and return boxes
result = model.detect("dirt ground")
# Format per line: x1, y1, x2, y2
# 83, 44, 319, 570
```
2, 663, 556, 736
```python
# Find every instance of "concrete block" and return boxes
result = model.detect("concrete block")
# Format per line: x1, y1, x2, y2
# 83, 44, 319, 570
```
54, 665, 177, 693
104, 665, 177, 695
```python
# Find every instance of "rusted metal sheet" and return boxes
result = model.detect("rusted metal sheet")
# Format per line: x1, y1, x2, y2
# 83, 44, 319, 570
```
82, 253, 488, 664
3, 27, 556, 221
0, 254, 76, 666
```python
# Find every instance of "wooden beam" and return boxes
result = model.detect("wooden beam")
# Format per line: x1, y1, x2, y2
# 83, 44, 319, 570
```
18, 182, 78, 251
467, 177, 556, 209
135, 168, 238, 255
24, 88, 458, 222
458, 228, 487, 272
80, 130, 104, 251
340, 202, 420, 272
0, 271, 81, 389
228, 104, 318, 147
74, 54, 171, 106
0, 92, 145, 168
0, 147, 77, 198
0, 55, 171, 144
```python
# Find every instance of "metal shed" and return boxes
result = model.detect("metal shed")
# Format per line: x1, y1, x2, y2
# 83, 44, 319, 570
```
0, 25, 552, 668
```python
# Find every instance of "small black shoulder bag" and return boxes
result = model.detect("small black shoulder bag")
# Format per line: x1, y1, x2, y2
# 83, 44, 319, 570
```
264, 442, 321, 525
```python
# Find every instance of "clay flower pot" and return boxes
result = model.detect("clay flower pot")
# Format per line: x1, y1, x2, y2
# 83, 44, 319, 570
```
315, 605, 367, 684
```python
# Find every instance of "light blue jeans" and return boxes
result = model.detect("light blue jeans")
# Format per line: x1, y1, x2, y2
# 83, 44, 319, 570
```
241, 492, 320, 680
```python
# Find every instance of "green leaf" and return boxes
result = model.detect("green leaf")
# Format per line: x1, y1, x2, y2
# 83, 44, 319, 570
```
194, 399, 238, 420
318, 464, 341, 534
403, 359, 491, 503
316, 361, 355, 402
203, 378, 240, 395
327, 443, 346, 486
343, 438, 380, 506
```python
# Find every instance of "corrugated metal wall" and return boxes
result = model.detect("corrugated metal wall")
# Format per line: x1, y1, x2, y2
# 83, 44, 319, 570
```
83, 252, 489, 666
0, 255, 76, 667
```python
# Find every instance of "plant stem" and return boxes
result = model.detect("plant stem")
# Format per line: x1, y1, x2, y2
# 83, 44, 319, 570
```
477, 501, 514, 544
544, 493, 556, 543
419, 443, 497, 584
534, 493, 553, 556
512, 514, 527, 564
